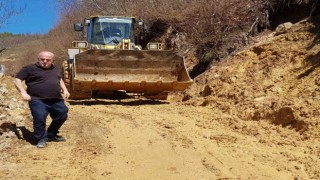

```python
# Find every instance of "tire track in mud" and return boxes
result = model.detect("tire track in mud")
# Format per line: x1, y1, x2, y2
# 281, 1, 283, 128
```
66, 101, 233, 179
64, 106, 113, 179
84, 102, 259, 179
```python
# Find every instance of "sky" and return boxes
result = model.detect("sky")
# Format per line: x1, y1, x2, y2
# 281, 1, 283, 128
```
0, 0, 59, 35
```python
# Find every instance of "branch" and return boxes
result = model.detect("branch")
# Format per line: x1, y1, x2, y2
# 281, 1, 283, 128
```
247, 17, 259, 37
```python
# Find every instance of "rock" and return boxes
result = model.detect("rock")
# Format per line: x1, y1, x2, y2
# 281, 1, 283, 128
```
0, 64, 5, 77
0, 86, 8, 95
200, 85, 213, 97
272, 107, 295, 126
274, 22, 293, 36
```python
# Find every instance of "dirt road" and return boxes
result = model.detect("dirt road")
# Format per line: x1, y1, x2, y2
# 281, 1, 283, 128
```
1, 95, 318, 179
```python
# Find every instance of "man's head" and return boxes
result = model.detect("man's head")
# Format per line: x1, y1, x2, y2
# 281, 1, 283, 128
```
38, 51, 55, 69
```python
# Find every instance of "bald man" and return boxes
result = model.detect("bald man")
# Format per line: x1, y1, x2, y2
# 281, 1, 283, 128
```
14, 51, 70, 148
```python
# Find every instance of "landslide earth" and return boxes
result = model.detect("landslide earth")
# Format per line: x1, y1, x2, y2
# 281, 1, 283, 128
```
0, 18, 319, 179
179, 19, 320, 139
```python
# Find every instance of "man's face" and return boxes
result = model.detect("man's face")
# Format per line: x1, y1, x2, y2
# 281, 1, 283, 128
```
38, 53, 54, 69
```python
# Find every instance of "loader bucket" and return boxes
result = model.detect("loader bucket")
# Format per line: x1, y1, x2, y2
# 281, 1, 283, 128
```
71, 49, 192, 98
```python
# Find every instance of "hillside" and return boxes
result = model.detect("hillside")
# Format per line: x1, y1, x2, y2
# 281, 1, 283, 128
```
178, 18, 320, 135
0, 17, 319, 179
0, 38, 45, 75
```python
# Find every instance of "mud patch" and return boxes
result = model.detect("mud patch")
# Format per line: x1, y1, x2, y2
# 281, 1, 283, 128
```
270, 107, 308, 132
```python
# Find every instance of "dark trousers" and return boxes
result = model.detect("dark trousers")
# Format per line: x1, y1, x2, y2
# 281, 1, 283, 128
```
29, 99, 68, 141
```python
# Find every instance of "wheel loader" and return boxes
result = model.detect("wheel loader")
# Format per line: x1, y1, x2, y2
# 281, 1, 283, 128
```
63, 16, 193, 100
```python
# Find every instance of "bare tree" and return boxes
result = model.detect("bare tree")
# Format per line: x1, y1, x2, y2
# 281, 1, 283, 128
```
0, 1, 25, 28
48, 0, 319, 71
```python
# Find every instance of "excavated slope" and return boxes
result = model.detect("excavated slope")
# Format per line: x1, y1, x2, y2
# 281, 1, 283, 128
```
179, 19, 320, 139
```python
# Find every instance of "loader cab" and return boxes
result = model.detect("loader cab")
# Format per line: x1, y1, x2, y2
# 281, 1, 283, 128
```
87, 16, 136, 48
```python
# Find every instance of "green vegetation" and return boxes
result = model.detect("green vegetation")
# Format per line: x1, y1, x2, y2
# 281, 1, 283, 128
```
0, 32, 14, 37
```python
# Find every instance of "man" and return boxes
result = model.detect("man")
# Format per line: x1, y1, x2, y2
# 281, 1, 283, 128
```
14, 51, 70, 148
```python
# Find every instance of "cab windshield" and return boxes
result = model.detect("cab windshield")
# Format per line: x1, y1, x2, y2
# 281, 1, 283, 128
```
90, 17, 134, 45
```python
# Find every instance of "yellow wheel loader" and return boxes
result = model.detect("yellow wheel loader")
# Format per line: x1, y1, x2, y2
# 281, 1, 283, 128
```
63, 16, 192, 100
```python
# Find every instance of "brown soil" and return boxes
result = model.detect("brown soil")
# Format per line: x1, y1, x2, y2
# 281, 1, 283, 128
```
0, 18, 319, 179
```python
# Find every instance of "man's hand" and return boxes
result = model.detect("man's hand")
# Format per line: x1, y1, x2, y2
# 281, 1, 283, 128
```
14, 78, 31, 101
60, 79, 70, 99
21, 92, 31, 101
63, 90, 70, 99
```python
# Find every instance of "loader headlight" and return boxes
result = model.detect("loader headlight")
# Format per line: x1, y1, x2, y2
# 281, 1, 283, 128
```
72, 41, 88, 48
147, 43, 163, 50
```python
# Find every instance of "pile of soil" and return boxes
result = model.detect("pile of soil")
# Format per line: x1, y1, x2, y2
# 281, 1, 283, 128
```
177, 19, 320, 139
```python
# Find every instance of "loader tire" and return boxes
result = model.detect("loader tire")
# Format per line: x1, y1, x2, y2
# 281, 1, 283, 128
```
144, 92, 168, 100
62, 60, 71, 91
70, 90, 93, 100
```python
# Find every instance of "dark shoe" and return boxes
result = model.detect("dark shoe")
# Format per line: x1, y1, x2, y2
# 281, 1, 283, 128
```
47, 133, 66, 142
36, 139, 47, 148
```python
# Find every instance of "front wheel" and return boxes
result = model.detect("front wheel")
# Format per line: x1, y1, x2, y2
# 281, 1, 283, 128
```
62, 60, 71, 92
62, 60, 92, 99
144, 92, 168, 100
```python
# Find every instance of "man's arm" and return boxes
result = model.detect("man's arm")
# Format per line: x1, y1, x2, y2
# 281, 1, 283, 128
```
14, 78, 31, 101
60, 79, 70, 99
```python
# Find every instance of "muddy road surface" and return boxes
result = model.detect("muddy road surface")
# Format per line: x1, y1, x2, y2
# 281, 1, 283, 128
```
1, 95, 318, 179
